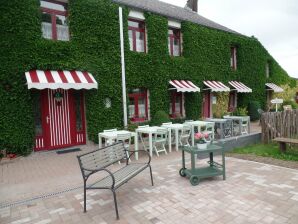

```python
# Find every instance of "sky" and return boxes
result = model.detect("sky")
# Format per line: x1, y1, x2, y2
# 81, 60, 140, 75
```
160, 0, 298, 79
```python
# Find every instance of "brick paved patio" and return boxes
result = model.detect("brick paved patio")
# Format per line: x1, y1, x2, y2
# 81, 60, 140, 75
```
1, 144, 298, 224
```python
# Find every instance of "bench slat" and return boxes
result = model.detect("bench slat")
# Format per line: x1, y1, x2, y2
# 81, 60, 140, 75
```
273, 137, 298, 144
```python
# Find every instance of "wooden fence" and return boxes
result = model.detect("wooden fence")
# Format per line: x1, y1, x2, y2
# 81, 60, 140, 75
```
261, 110, 298, 143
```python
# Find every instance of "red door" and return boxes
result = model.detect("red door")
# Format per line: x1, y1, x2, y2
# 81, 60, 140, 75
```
34, 89, 86, 151
202, 91, 211, 118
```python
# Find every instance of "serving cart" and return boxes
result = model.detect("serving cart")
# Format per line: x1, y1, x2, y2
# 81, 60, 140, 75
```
179, 144, 226, 186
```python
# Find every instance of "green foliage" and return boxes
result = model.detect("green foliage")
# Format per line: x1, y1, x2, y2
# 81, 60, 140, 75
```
0, 0, 293, 154
234, 107, 248, 116
281, 100, 298, 110
248, 101, 261, 121
231, 143, 298, 161
151, 110, 170, 126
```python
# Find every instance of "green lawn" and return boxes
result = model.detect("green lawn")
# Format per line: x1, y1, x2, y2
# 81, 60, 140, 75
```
230, 143, 298, 161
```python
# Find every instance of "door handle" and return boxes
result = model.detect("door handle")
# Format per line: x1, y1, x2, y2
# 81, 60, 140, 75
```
46, 115, 50, 124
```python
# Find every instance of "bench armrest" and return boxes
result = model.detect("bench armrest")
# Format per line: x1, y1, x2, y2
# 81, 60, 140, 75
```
83, 167, 116, 188
126, 149, 151, 165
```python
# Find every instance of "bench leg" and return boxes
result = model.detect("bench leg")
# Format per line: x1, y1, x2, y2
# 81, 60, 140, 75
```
112, 190, 119, 220
149, 165, 154, 186
279, 142, 287, 153
84, 181, 87, 213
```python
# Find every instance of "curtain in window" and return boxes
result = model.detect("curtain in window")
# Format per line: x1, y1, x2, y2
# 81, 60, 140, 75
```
57, 24, 69, 41
42, 22, 52, 39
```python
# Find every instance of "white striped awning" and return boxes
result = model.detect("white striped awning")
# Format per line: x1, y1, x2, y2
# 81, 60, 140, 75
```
203, 81, 230, 92
229, 81, 252, 93
169, 80, 200, 92
25, 70, 98, 90
265, 83, 284, 93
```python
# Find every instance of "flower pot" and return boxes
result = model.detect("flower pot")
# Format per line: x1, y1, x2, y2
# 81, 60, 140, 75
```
197, 143, 207, 150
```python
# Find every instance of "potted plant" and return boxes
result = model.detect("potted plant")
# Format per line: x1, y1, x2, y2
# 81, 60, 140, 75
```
194, 132, 208, 150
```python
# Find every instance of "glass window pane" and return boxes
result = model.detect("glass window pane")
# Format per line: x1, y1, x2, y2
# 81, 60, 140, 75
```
128, 30, 133, 51
128, 98, 135, 118
74, 92, 83, 131
56, 15, 69, 41
173, 39, 180, 56
136, 31, 145, 52
138, 97, 146, 118
41, 12, 52, 39
128, 20, 139, 28
33, 93, 42, 136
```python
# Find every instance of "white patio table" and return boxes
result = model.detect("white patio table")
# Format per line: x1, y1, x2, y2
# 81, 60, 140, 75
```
205, 118, 228, 139
184, 120, 215, 146
98, 130, 138, 159
161, 123, 184, 152
223, 115, 251, 135
135, 126, 168, 158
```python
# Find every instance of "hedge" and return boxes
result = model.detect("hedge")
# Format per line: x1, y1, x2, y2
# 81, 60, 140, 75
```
0, 0, 294, 154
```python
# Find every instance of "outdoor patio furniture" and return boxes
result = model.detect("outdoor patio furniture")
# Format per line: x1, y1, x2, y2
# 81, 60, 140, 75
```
223, 115, 251, 135
135, 126, 169, 157
138, 125, 150, 151
205, 118, 227, 139
179, 144, 226, 186
241, 117, 249, 135
223, 119, 233, 138
103, 129, 118, 145
98, 130, 138, 159
77, 143, 153, 220
153, 129, 168, 156
117, 133, 132, 161
184, 120, 215, 146
273, 137, 298, 153
179, 125, 191, 147
161, 123, 184, 151
201, 122, 215, 143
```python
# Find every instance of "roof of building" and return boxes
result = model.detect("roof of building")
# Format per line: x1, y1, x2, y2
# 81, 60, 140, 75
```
112, 0, 240, 35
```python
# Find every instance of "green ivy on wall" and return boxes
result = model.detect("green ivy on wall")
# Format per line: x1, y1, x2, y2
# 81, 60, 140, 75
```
0, 0, 294, 155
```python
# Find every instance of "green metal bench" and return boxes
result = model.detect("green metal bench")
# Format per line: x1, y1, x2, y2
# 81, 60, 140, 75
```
77, 142, 153, 219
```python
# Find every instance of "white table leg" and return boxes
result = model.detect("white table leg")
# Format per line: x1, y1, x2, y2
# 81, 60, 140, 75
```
191, 125, 195, 146
134, 134, 138, 160
175, 129, 179, 151
149, 133, 153, 157
168, 128, 172, 153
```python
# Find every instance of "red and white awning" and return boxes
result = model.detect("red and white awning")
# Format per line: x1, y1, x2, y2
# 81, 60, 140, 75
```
229, 81, 252, 93
169, 80, 200, 92
25, 70, 98, 90
203, 81, 230, 92
265, 83, 284, 93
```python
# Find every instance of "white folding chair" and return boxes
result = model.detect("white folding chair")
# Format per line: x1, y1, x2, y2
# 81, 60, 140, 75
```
103, 129, 117, 146
162, 122, 172, 125
138, 125, 149, 150
117, 133, 132, 162
153, 129, 168, 156
241, 117, 249, 135
202, 123, 215, 143
179, 125, 191, 147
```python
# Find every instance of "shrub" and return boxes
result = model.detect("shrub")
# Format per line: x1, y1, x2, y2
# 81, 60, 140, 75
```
248, 101, 261, 121
234, 107, 248, 116
151, 110, 170, 126
281, 100, 297, 110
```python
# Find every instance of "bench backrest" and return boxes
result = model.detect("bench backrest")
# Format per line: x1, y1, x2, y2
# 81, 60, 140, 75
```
77, 143, 126, 178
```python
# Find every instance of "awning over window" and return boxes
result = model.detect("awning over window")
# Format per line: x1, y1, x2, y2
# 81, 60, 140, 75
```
229, 81, 252, 93
203, 81, 230, 92
169, 80, 200, 92
25, 70, 98, 90
265, 83, 284, 93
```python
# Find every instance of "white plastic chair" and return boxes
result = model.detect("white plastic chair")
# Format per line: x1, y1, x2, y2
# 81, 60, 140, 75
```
103, 129, 117, 146
162, 122, 172, 125
241, 117, 249, 135
153, 129, 168, 156
202, 123, 215, 143
138, 125, 149, 150
179, 125, 191, 147
117, 133, 132, 162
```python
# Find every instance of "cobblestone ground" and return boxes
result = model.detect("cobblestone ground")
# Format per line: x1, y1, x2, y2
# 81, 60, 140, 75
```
1, 147, 298, 224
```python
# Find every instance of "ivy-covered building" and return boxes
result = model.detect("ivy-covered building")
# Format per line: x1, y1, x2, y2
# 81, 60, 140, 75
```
0, 0, 294, 154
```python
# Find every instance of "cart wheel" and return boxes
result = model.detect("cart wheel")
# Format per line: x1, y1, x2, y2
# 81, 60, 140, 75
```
190, 175, 200, 186
179, 168, 186, 177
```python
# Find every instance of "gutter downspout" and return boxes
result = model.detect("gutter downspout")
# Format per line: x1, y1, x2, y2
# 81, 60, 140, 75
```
119, 7, 128, 128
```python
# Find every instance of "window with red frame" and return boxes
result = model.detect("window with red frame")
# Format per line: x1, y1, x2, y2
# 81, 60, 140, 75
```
170, 91, 183, 118
230, 46, 237, 70
128, 88, 148, 122
40, 0, 69, 41
228, 91, 237, 112
128, 19, 146, 53
168, 28, 181, 56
